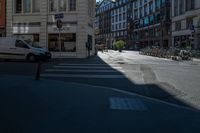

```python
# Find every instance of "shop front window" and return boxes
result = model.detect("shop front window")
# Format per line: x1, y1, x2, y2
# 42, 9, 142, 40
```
48, 33, 76, 52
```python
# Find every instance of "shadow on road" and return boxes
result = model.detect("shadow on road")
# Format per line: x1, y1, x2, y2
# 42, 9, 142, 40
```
0, 56, 200, 133
45, 56, 197, 110
0, 56, 197, 110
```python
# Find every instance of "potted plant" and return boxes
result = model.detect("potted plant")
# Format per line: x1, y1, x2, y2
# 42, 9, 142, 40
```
116, 40, 125, 52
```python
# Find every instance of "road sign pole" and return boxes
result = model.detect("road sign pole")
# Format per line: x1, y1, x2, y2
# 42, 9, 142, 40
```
59, 28, 61, 51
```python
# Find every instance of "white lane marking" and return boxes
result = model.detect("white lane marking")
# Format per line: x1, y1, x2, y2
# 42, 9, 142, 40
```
110, 97, 148, 111
53, 66, 122, 69
45, 69, 126, 73
41, 74, 125, 79
59, 63, 119, 66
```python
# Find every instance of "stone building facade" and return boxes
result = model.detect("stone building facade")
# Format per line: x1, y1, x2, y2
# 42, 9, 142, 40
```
171, 0, 200, 50
95, 0, 114, 48
96, 0, 130, 49
132, 0, 171, 49
0, 0, 6, 37
6, 0, 96, 58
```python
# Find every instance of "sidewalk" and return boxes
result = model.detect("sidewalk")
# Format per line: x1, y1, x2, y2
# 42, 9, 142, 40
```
0, 75, 200, 133
193, 58, 200, 62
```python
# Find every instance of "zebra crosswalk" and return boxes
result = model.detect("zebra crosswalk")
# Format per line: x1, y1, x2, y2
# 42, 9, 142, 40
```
41, 63, 126, 79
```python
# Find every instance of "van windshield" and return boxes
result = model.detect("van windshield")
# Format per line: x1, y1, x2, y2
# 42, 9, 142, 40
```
24, 40, 41, 48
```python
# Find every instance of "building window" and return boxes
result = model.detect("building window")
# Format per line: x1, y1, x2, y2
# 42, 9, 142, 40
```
123, 6, 125, 12
123, 22, 125, 28
134, 1, 138, 8
119, 7, 121, 13
139, 7, 142, 17
149, 1, 153, 14
186, 0, 195, 11
112, 16, 114, 23
119, 23, 121, 29
155, 0, 160, 9
140, 0, 142, 6
155, 13, 161, 24
144, 5, 148, 16
179, 1, 184, 15
49, 0, 57, 12
175, 21, 181, 31
174, 0, 178, 16
123, 13, 125, 20
134, 10, 138, 19
59, 0, 67, 11
186, 17, 193, 29
119, 14, 122, 21
15, 0, 22, 13
23, 0, 31, 13
112, 25, 114, 30
32, 0, 40, 12
149, 15, 154, 25
0, 1, 2, 16
69, 0, 76, 11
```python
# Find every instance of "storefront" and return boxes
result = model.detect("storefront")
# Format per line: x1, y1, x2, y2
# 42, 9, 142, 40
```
48, 33, 76, 52
174, 35, 194, 49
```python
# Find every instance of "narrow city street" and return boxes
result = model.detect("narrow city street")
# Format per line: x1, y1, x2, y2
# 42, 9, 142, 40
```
98, 50, 200, 109
1, 50, 200, 132
1, 0, 200, 132
1, 50, 200, 109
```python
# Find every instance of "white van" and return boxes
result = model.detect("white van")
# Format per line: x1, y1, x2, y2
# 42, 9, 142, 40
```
0, 37, 51, 62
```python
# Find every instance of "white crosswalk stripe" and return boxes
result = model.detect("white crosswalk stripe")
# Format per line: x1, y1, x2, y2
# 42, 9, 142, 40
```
59, 63, 118, 66
53, 65, 122, 69
41, 74, 125, 79
42, 63, 126, 79
46, 69, 126, 73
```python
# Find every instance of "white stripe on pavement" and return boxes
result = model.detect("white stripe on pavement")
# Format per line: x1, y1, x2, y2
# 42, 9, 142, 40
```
45, 69, 125, 73
45, 69, 140, 73
59, 63, 118, 66
41, 74, 125, 79
53, 66, 122, 69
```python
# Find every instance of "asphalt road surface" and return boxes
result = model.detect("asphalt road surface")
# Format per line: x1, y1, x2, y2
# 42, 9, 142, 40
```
0, 50, 200, 110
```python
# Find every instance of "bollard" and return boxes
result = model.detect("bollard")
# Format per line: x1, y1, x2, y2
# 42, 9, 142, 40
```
35, 61, 42, 80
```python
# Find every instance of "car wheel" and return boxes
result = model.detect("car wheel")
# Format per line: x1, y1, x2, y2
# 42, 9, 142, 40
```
27, 54, 36, 62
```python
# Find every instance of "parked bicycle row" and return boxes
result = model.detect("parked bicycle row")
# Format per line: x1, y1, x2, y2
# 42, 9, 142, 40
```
139, 47, 200, 60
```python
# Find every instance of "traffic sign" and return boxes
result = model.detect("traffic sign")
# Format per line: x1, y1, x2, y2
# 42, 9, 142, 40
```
55, 13, 64, 20
57, 19, 63, 29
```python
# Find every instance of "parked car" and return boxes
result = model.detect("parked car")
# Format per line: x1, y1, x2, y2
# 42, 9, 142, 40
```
0, 37, 51, 62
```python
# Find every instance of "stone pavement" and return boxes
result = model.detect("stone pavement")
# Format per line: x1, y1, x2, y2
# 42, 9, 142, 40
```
0, 75, 200, 133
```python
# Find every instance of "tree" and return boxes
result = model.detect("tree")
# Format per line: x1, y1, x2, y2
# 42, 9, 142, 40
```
114, 40, 125, 52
